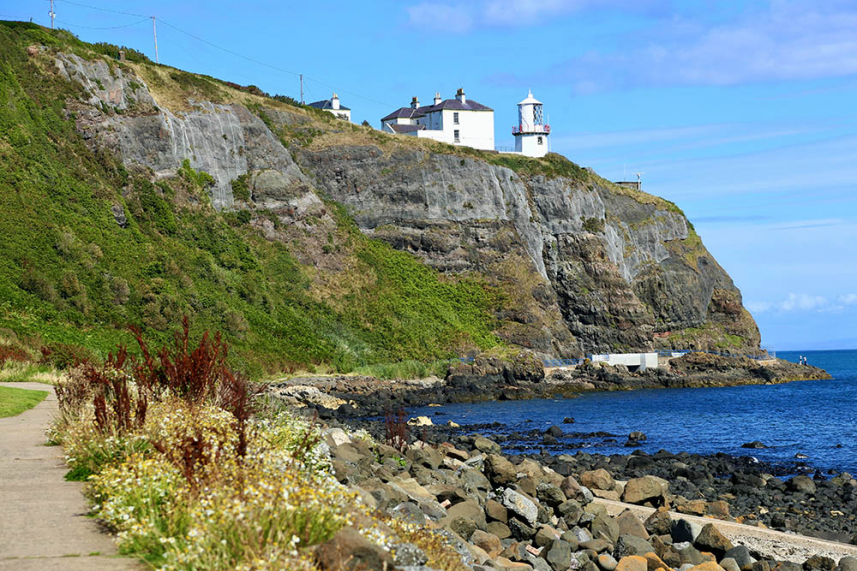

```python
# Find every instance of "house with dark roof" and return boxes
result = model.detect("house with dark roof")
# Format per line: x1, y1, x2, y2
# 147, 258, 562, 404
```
380, 88, 494, 151
308, 92, 351, 122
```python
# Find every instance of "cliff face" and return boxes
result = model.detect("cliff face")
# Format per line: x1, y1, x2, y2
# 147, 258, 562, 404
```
50, 44, 760, 357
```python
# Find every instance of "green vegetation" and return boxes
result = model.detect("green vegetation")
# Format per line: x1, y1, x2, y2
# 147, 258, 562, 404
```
0, 385, 47, 417
0, 22, 501, 377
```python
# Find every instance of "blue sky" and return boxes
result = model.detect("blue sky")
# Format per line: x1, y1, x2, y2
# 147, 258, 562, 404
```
5, 0, 856, 350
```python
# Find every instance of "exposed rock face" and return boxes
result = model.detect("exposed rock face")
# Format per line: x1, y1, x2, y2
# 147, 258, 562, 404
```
55, 51, 761, 356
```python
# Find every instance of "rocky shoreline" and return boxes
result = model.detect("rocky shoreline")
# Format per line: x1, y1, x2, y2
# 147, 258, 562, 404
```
301, 405, 857, 571
272, 353, 831, 418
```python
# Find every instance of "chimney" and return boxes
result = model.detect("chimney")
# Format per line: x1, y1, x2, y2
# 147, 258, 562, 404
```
434, 92, 442, 105
411, 96, 420, 109
456, 88, 465, 104
331, 93, 340, 110
118, 50, 125, 62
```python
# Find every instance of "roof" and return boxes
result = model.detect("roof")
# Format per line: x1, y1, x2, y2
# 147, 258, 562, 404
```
381, 98, 493, 121
389, 124, 425, 134
381, 107, 419, 121
308, 99, 351, 111
518, 89, 542, 105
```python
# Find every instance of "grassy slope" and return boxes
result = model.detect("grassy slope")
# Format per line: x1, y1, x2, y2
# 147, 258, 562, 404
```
0, 22, 500, 376
0, 385, 47, 417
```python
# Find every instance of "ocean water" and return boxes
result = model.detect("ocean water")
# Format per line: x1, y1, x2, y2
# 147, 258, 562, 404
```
411, 349, 857, 474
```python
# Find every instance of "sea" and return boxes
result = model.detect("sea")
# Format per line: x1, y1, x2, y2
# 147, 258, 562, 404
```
410, 349, 857, 475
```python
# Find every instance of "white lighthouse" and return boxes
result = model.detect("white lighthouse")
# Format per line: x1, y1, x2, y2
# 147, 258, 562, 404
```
513, 90, 550, 158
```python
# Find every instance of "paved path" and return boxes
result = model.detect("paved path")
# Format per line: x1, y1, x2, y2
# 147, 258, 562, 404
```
595, 497, 857, 564
0, 382, 142, 571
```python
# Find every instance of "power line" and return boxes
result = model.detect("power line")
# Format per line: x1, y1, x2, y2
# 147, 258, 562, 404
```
47, 0, 396, 110
54, 0, 144, 18
54, 16, 149, 30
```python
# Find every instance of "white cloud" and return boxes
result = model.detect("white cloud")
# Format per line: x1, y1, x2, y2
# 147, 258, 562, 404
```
839, 293, 857, 305
779, 293, 827, 312
509, 1, 857, 91
745, 301, 773, 314
404, 0, 658, 33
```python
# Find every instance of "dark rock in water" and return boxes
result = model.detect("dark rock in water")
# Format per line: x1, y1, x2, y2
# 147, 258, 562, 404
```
546, 425, 565, 438
624, 439, 642, 448
741, 441, 767, 449
543, 434, 559, 445
795, 452, 809, 459
563, 417, 576, 424
316, 526, 395, 571
628, 431, 647, 442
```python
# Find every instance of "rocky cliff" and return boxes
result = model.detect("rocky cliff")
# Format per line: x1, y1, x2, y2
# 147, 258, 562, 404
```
1, 23, 760, 366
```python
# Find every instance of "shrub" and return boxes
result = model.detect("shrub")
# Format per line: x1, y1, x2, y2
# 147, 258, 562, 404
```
40, 342, 94, 370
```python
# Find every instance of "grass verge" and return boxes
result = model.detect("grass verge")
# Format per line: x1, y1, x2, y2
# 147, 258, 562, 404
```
0, 385, 47, 417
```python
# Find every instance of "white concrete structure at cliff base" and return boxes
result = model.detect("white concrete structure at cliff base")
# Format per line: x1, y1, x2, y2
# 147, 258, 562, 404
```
513, 90, 550, 158
308, 93, 351, 121
380, 88, 494, 151
590, 352, 659, 372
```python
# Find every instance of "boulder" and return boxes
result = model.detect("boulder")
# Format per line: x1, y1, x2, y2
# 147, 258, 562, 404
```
486, 454, 518, 486
534, 525, 561, 547
503, 489, 539, 527
488, 521, 513, 539
723, 546, 756, 571
836, 558, 857, 571
545, 425, 565, 438
671, 519, 703, 543
537, 482, 567, 507
804, 556, 836, 571
508, 517, 537, 541
486, 499, 509, 523
392, 542, 428, 567
787, 475, 817, 495
315, 526, 395, 571
474, 436, 502, 455
582, 469, 616, 491
599, 554, 619, 571
591, 511, 621, 544
616, 556, 648, 571
557, 499, 584, 526
691, 563, 727, 571
644, 552, 670, 571
694, 523, 733, 559
613, 535, 655, 559
741, 441, 767, 449
471, 529, 503, 558
407, 416, 434, 427
545, 539, 573, 571
644, 507, 672, 537
581, 539, 613, 553
448, 499, 487, 531
721, 559, 742, 571
623, 476, 669, 506
561, 476, 594, 505
563, 417, 576, 424
616, 510, 649, 539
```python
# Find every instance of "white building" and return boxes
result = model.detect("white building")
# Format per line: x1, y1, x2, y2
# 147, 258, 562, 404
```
308, 93, 351, 121
512, 90, 550, 158
380, 88, 494, 151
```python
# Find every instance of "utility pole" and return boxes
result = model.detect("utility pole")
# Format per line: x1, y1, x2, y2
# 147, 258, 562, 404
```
300, 74, 304, 105
49, 0, 55, 29
152, 16, 159, 64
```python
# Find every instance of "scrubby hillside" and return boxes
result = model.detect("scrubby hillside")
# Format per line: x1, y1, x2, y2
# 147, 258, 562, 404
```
0, 21, 760, 376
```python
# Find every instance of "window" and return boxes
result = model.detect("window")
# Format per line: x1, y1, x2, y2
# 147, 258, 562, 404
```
453, 112, 459, 124
454, 129, 460, 143
537, 136, 543, 145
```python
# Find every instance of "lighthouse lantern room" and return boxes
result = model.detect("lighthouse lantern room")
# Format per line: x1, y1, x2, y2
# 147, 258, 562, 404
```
512, 90, 550, 158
